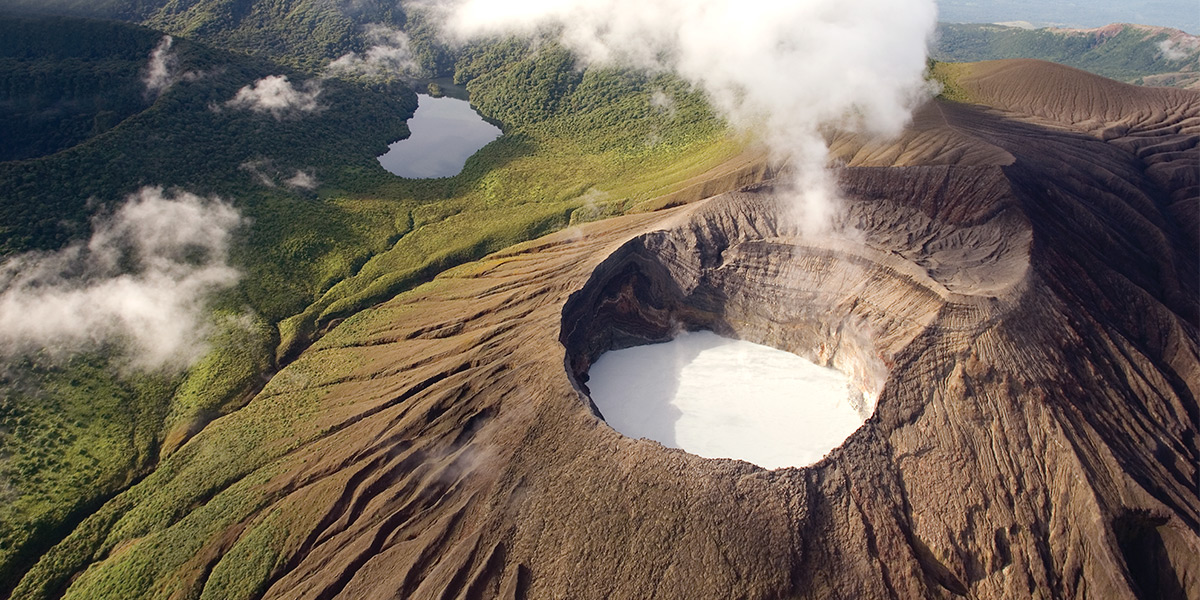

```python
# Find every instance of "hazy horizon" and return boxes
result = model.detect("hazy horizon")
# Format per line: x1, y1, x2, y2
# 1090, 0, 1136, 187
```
936, 0, 1198, 34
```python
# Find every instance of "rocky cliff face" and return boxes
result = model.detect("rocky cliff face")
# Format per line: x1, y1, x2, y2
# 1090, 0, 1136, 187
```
14, 60, 1199, 600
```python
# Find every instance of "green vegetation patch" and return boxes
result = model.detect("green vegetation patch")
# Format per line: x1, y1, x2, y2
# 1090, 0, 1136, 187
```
927, 60, 977, 104
0, 15, 161, 161
933, 22, 1200, 85
0, 20, 743, 599
0, 356, 176, 594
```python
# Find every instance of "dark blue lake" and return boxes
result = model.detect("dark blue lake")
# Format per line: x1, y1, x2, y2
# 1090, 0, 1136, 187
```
377, 94, 502, 179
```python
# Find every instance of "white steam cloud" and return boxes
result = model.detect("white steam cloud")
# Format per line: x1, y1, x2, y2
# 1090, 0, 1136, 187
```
225, 75, 323, 119
326, 24, 421, 78
432, 0, 938, 232
0, 187, 244, 371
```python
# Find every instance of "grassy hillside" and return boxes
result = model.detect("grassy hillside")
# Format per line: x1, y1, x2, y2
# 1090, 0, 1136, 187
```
0, 13, 418, 593
0, 14, 740, 598
933, 22, 1200, 87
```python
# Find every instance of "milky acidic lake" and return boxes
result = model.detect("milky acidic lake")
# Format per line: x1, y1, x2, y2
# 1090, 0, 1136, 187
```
377, 94, 501, 179
586, 330, 868, 469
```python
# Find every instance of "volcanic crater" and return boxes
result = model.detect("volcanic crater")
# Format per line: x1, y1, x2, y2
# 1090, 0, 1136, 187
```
18, 60, 1198, 600
561, 173, 1032, 468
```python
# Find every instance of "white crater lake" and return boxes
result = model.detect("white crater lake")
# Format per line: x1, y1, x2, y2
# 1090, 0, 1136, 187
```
377, 94, 501, 179
586, 330, 870, 470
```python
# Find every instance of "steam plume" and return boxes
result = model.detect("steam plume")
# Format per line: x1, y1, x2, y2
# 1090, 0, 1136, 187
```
431, 0, 938, 232
0, 188, 244, 371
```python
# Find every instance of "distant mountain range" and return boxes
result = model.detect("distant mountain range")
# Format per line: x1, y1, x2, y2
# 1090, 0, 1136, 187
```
933, 22, 1200, 89
936, 0, 1198, 34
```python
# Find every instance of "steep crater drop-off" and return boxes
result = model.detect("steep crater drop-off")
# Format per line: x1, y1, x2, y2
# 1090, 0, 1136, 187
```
561, 171, 1033, 468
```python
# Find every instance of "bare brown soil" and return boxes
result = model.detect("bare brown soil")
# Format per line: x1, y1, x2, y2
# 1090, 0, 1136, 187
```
28, 60, 1200, 600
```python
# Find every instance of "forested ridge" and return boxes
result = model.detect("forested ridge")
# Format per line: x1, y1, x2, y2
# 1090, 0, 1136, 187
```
0, 8, 736, 598
933, 22, 1200, 87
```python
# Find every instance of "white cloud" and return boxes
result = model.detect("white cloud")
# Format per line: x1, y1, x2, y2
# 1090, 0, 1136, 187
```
225, 75, 323, 119
142, 35, 202, 98
239, 159, 277, 187
431, 0, 938, 233
0, 187, 244, 371
1159, 38, 1198, 61
143, 36, 178, 97
238, 160, 319, 191
325, 24, 421, 78
649, 89, 677, 116
284, 170, 319, 190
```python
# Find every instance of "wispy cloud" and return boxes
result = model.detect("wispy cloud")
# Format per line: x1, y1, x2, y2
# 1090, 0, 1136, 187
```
143, 36, 178, 97
240, 159, 278, 187
325, 24, 421, 78
284, 170, 319, 190
0, 187, 244, 371
649, 89, 677, 117
238, 160, 319, 191
142, 35, 202, 98
224, 75, 323, 119
431, 0, 938, 233
1159, 37, 1198, 61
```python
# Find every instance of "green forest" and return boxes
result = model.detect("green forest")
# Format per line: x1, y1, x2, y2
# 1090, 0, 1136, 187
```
933, 22, 1200, 85
0, 7, 735, 597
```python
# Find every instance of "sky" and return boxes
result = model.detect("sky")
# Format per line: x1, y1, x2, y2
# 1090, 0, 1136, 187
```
936, 0, 1199, 33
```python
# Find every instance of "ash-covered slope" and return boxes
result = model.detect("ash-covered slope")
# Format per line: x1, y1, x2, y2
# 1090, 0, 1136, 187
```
13, 60, 1199, 600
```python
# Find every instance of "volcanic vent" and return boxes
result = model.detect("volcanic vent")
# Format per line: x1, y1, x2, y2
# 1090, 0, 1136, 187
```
561, 170, 1031, 468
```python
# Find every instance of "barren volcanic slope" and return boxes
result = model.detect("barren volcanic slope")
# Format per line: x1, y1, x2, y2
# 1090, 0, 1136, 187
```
13, 60, 1199, 599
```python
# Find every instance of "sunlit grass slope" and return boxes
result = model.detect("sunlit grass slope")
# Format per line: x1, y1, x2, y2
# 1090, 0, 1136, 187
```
0, 18, 745, 598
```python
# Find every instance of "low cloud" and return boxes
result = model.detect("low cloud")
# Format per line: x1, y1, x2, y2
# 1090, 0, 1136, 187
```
143, 36, 177, 97
1159, 38, 1198, 61
649, 89, 677, 117
432, 0, 938, 234
240, 159, 278, 187
284, 170, 319, 190
225, 75, 323, 119
325, 24, 421, 78
144, 35, 205, 97
142, 35, 202, 98
239, 160, 319, 191
0, 187, 244, 371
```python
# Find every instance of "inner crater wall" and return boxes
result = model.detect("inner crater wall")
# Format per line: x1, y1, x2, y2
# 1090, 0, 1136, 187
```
559, 181, 1006, 413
